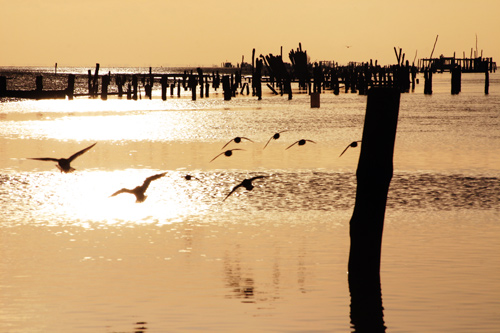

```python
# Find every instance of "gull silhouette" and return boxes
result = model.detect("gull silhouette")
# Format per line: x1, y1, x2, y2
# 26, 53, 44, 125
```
223, 176, 268, 201
209, 149, 245, 163
184, 174, 202, 182
339, 140, 362, 157
28, 142, 97, 173
109, 172, 166, 203
263, 130, 288, 149
285, 139, 316, 150
221, 136, 254, 150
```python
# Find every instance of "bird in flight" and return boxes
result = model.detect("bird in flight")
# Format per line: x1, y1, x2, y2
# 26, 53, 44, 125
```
209, 149, 245, 163
109, 172, 167, 203
223, 175, 268, 201
263, 130, 287, 149
339, 140, 362, 157
184, 174, 201, 182
221, 136, 254, 150
285, 139, 316, 150
28, 142, 97, 173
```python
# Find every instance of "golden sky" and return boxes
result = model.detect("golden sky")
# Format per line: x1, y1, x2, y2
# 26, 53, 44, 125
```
1, 0, 499, 67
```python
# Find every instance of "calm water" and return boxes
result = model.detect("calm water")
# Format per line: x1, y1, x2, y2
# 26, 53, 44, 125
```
1, 68, 499, 332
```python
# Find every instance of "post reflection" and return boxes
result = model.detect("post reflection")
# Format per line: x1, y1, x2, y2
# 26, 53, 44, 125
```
348, 271, 386, 332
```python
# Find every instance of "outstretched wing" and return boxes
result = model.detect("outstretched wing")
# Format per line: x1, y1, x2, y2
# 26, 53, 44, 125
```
285, 141, 300, 150
249, 175, 267, 182
68, 142, 97, 162
209, 152, 225, 163
28, 157, 60, 162
220, 138, 234, 150
223, 183, 244, 201
110, 188, 131, 197
141, 172, 167, 191
263, 136, 274, 150
240, 137, 254, 143
339, 144, 351, 157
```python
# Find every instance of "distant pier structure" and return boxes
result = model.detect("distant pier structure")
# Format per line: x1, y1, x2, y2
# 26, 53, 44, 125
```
418, 54, 496, 73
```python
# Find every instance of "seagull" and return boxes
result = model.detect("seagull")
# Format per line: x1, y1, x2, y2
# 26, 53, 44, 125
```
285, 139, 316, 150
339, 140, 362, 157
184, 174, 201, 182
263, 130, 287, 149
28, 142, 97, 173
223, 176, 268, 201
221, 136, 254, 150
209, 149, 245, 163
109, 172, 167, 203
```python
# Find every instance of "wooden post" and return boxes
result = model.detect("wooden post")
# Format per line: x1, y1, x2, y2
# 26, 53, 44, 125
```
424, 69, 433, 95
485, 69, 489, 95
205, 82, 209, 98
101, 75, 109, 100
197, 68, 204, 98
92, 63, 100, 97
66, 74, 75, 100
132, 75, 138, 100
222, 75, 231, 101
0, 76, 6, 96
36, 76, 43, 92
177, 81, 181, 97
161, 75, 167, 101
348, 87, 400, 332
451, 65, 461, 95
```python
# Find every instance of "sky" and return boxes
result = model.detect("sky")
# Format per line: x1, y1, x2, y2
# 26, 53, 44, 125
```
1, 0, 499, 68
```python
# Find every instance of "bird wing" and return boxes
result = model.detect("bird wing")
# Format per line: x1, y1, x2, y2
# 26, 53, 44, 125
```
249, 175, 267, 182
141, 172, 167, 190
28, 157, 60, 162
223, 183, 244, 201
263, 136, 274, 150
339, 144, 351, 157
209, 152, 225, 163
240, 137, 254, 143
285, 141, 299, 150
220, 138, 234, 150
110, 188, 131, 197
305, 140, 317, 144
68, 142, 97, 162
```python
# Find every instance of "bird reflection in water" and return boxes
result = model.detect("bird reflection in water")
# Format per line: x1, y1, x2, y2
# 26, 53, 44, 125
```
28, 142, 97, 173
109, 172, 166, 203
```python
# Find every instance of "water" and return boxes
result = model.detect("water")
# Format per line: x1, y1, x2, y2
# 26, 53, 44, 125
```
1, 68, 499, 332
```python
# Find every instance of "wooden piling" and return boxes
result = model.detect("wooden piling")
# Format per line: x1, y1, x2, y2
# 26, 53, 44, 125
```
222, 75, 231, 101
485, 69, 489, 95
66, 74, 75, 100
161, 75, 168, 101
36, 76, 43, 92
451, 65, 461, 95
101, 75, 109, 100
424, 69, 433, 95
348, 87, 400, 332
132, 75, 138, 100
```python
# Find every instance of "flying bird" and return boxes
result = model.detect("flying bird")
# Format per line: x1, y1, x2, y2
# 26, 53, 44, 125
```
263, 130, 287, 149
184, 174, 201, 182
339, 140, 362, 157
209, 149, 245, 163
285, 139, 316, 150
109, 172, 166, 203
28, 142, 97, 173
223, 176, 268, 201
221, 136, 254, 150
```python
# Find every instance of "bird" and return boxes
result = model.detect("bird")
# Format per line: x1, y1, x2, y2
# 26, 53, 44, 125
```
209, 149, 245, 163
339, 140, 362, 157
28, 142, 97, 173
109, 172, 166, 203
184, 174, 201, 182
263, 130, 287, 149
285, 139, 316, 150
221, 136, 254, 150
223, 176, 268, 201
